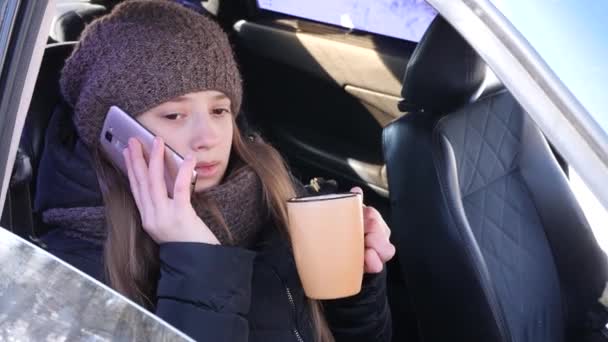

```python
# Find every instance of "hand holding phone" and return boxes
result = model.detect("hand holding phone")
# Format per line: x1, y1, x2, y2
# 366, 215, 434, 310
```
100, 106, 197, 198
122, 137, 220, 244
100, 106, 219, 244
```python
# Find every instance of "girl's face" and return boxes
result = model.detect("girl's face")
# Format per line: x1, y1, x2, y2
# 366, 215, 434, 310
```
137, 90, 234, 192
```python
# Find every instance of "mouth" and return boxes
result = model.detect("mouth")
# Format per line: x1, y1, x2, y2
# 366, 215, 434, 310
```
194, 161, 220, 178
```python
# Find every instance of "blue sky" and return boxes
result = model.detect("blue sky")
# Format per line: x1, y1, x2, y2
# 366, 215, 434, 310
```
491, 0, 608, 134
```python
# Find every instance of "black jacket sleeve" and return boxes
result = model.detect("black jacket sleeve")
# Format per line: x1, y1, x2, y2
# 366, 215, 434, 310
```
322, 269, 392, 342
155, 242, 256, 341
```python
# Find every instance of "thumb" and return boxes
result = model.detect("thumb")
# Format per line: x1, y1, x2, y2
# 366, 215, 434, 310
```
350, 186, 364, 203
350, 186, 363, 194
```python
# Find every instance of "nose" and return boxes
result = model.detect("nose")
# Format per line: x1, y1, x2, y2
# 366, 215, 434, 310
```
189, 112, 220, 151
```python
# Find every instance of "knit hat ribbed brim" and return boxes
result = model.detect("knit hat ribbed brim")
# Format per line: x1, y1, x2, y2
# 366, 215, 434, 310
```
60, 0, 243, 148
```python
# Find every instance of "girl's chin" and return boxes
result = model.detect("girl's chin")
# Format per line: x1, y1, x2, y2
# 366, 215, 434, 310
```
193, 178, 221, 193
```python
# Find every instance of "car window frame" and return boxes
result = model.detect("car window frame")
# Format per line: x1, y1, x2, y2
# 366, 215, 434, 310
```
0, 0, 53, 216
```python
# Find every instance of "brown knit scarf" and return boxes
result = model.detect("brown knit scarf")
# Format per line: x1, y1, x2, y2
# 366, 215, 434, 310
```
42, 166, 265, 248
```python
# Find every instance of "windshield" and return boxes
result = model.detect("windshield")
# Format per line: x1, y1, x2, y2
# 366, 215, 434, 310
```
490, 0, 608, 137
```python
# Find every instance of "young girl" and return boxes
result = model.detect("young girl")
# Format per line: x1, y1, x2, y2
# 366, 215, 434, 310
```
36, 1, 395, 341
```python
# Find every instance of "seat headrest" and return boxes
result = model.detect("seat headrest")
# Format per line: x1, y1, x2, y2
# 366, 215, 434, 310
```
51, 3, 107, 42
400, 16, 486, 113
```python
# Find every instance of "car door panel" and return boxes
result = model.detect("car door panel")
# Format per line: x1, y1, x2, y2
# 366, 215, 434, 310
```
234, 18, 415, 199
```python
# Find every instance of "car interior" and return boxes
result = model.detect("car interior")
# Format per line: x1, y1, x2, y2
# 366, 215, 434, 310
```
1, 1, 608, 341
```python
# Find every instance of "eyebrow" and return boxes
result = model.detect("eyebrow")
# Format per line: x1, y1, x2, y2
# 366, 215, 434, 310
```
171, 94, 230, 103
212, 94, 230, 102
170, 96, 190, 103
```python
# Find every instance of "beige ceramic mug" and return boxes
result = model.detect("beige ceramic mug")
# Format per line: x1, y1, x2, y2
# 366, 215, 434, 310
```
286, 192, 364, 299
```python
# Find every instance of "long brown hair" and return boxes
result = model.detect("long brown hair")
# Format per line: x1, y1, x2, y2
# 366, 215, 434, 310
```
93, 117, 334, 342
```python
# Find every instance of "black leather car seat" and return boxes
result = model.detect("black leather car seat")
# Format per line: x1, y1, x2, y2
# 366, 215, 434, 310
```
383, 16, 608, 342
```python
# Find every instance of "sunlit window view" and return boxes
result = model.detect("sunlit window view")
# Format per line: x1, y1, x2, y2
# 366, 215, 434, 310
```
256, 0, 437, 42
491, 0, 608, 135
569, 169, 608, 252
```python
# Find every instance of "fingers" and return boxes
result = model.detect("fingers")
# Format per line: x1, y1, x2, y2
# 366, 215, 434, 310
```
350, 186, 364, 205
123, 147, 142, 209
127, 138, 155, 223
361, 204, 396, 272
363, 206, 382, 232
148, 137, 168, 207
365, 230, 396, 262
173, 153, 196, 207
364, 248, 384, 273
364, 206, 392, 236
365, 207, 392, 241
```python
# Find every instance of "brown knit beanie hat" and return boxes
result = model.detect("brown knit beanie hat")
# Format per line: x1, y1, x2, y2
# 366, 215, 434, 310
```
60, 0, 243, 148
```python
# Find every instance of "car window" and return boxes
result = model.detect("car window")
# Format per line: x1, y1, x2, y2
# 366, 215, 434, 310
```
0, 0, 43, 212
0, 1, 19, 60
569, 168, 608, 252
255, 0, 437, 42
490, 0, 608, 140
0, 0, 20, 153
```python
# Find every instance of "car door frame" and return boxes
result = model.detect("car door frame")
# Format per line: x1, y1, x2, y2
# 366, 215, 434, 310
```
0, 0, 55, 217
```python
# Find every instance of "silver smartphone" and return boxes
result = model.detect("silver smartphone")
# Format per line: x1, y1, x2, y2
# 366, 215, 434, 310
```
99, 105, 197, 198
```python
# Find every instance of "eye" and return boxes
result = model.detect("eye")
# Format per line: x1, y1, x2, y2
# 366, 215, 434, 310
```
212, 108, 231, 116
164, 113, 185, 120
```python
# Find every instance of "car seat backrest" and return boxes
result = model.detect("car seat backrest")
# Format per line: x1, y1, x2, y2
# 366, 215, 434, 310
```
383, 15, 608, 342
22, 43, 76, 185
